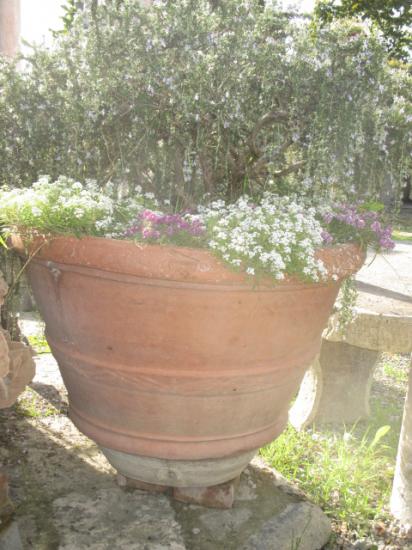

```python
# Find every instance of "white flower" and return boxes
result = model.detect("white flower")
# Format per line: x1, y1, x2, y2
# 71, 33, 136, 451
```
31, 206, 42, 216
201, 193, 326, 283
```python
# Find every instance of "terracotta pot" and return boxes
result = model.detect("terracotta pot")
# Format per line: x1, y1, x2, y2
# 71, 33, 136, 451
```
12, 235, 364, 487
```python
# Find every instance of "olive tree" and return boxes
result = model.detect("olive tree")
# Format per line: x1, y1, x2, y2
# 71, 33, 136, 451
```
0, 0, 410, 207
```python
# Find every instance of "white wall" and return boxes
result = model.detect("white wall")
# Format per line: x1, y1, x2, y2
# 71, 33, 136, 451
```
19, 0, 315, 48
21, 0, 64, 46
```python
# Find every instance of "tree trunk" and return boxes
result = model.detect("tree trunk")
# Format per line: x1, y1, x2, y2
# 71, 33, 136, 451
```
391, 355, 412, 522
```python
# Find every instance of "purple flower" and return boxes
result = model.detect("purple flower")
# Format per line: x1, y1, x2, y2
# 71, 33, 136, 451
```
124, 208, 205, 243
379, 237, 395, 250
321, 230, 333, 244
371, 220, 382, 233
323, 212, 334, 224
323, 201, 394, 253
142, 210, 160, 222
142, 227, 153, 239
177, 219, 190, 230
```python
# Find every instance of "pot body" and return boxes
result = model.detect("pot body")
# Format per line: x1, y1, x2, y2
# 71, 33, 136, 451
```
15, 236, 363, 485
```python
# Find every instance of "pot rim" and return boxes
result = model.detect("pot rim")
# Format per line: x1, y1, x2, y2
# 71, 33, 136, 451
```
10, 232, 365, 287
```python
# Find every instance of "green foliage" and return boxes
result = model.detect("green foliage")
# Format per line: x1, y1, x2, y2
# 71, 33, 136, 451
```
261, 423, 393, 534
14, 387, 59, 417
0, 176, 153, 238
27, 334, 51, 354
392, 230, 412, 241
60, 1, 84, 33
261, 353, 409, 538
0, 176, 113, 237
0, 0, 411, 206
314, 0, 412, 61
382, 359, 409, 382
336, 276, 358, 329
261, 426, 392, 532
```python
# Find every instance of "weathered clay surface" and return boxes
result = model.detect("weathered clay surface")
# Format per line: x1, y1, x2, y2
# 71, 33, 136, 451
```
172, 478, 238, 509
12, 235, 362, 469
0, 0, 21, 58
0, 273, 35, 409
0, 331, 36, 409
0, 352, 331, 550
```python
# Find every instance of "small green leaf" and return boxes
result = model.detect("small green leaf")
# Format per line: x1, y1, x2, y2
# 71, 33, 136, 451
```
369, 425, 391, 450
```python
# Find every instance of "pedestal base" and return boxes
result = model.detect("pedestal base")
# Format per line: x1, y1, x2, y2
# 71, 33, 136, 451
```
290, 340, 379, 428
100, 446, 257, 489
116, 473, 239, 509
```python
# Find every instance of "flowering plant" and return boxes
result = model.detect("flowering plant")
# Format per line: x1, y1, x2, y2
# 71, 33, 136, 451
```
0, 0, 406, 335
0, 176, 156, 238
0, 178, 394, 284
321, 203, 395, 251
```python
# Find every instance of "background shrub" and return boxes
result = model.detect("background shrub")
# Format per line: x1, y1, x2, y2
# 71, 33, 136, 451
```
0, 0, 411, 207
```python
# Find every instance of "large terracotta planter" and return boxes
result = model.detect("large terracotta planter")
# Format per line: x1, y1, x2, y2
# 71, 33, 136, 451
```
12, 235, 364, 487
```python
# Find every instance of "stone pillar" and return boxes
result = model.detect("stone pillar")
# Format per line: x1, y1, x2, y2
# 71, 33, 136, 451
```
289, 340, 379, 429
315, 341, 379, 423
0, 0, 20, 57
391, 356, 412, 523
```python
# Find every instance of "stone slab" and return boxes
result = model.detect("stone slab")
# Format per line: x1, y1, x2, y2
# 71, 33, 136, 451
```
0, 521, 23, 550
0, 353, 331, 550
242, 501, 331, 550
325, 243, 412, 352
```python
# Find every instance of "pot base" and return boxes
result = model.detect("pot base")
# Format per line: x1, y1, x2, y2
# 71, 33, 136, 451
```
100, 446, 257, 488
116, 472, 238, 509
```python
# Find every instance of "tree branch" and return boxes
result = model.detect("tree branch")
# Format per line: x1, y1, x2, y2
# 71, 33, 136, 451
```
249, 110, 289, 157
272, 160, 306, 178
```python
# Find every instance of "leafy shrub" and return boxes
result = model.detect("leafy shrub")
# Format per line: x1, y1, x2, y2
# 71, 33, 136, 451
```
0, 0, 410, 207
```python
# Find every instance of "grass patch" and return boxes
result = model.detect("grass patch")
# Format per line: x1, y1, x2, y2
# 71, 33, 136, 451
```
14, 387, 58, 418
382, 360, 409, 385
392, 230, 412, 242
27, 333, 50, 354
260, 353, 409, 538
261, 424, 393, 534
